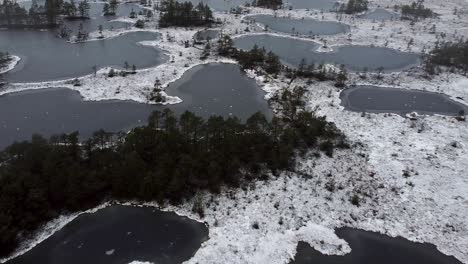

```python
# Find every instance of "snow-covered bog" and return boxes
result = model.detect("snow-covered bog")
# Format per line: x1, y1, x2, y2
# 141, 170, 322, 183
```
1, 0, 467, 263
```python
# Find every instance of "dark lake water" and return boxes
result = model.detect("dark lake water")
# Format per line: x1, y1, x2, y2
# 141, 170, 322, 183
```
61, 2, 144, 33
0, 63, 272, 148
291, 228, 462, 264
165, 63, 272, 119
234, 34, 420, 72
16, 1, 141, 32
194, 29, 220, 41
188, 0, 337, 10
283, 0, 339, 10
340, 85, 468, 116
0, 31, 166, 82
360, 9, 400, 21
247, 14, 349, 36
6, 205, 208, 264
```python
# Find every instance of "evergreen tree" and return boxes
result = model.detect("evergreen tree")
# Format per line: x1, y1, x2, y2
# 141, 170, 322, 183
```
254, 0, 282, 9
102, 3, 110, 15
44, 0, 63, 24
109, 0, 119, 15
63, 0, 77, 17
159, 0, 213, 27
78, 0, 90, 18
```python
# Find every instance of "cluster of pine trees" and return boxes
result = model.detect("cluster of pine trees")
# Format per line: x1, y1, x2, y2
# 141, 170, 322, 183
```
62, 0, 91, 19
337, 0, 368, 14
252, 0, 282, 10
235, 45, 282, 75
0, 51, 11, 68
0, 0, 49, 27
332, 0, 368, 14
217, 35, 282, 75
425, 40, 468, 74
0, 0, 93, 27
286, 58, 347, 85
401, 0, 433, 20
216, 35, 348, 85
158, 0, 213, 27
0, 86, 346, 257
102, 0, 119, 16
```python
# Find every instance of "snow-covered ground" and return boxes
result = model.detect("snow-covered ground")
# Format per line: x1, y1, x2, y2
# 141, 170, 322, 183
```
0, 55, 20, 75
1, 0, 467, 263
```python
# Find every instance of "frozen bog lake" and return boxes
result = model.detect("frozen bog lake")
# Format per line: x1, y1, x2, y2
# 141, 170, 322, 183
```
6, 205, 208, 264
247, 14, 350, 36
291, 228, 463, 264
283, 0, 339, 10
360, 8, 400, 21
0, 63, 272, 148
15, 2, 143, 32
234, 34, 420, 72
0, 31, 167, 82
0, 2, 161, 83
340, 85, 468, 116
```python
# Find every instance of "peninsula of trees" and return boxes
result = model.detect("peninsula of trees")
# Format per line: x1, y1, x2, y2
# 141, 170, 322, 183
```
217, 34, 281, 75
217, 34, 348, 86
158, 0, 213, 27
0, 87, 347, 257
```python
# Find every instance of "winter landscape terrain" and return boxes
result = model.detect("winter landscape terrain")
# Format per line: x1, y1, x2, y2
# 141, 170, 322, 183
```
0, 0, 467, 263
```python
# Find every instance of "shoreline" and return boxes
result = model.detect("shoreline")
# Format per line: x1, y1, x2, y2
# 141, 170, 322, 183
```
0, 55, 20, 75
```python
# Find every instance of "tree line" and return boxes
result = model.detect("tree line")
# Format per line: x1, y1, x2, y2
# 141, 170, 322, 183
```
158, 0, 213, 27
62, 0, 91, 19
0, 51, 11, 68
424, 40, 468, 75
0, 86, 347, 257
217, 34, 281, 75
102, 0, 119, 16
400, 0, 434, 20
252, 0, 283, 10
332, 0, 368, 15
0, 0, 95, 28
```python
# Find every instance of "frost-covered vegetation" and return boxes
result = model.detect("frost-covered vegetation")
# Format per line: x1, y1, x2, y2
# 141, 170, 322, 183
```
102, 0, 118, 16
1, 0, 468, 261
343, 0, 369, 14
0, 87, 347, 257
252, 0, 283, 10
400, 0, 434, 20
217, 35, 282, 75
0, 52, 11, 68
217, 35, 347, 84
62, 0, 91, 19
426, 40, 468, 74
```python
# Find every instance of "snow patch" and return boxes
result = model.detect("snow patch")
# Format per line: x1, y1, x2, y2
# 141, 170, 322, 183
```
0, 55, 20, 75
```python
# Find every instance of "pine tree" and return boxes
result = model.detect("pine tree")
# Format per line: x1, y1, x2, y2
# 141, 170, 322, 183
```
109, 0, 118, 15
78, 0, 90, 18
